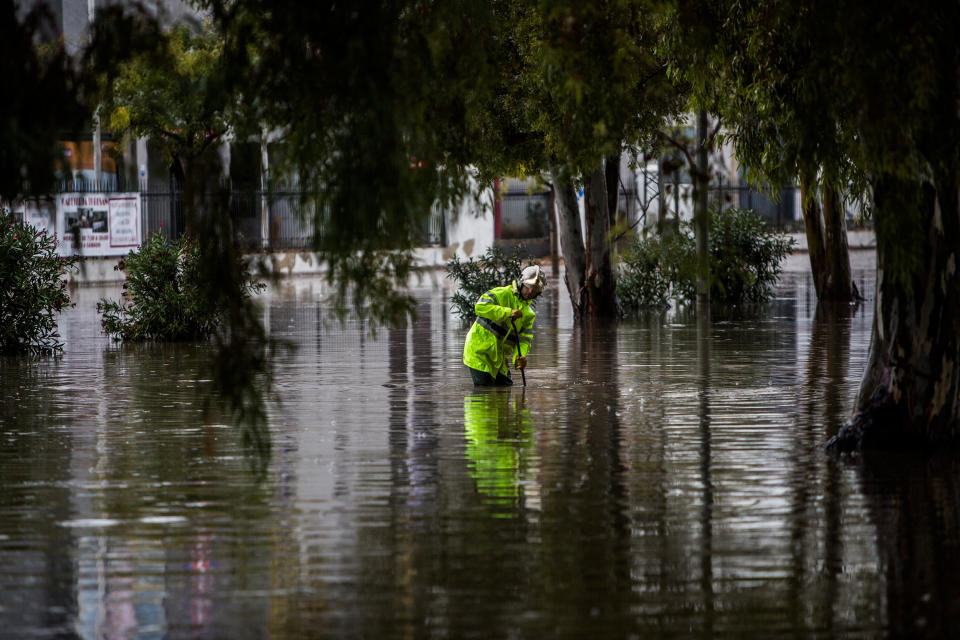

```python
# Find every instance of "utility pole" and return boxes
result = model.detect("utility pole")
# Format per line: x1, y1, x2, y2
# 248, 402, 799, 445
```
88, 0, 104, 189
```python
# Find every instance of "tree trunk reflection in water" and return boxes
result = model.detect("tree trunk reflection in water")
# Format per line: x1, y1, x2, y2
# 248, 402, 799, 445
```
858, 453, 960, 638
798, 302, 855, 632
410, 299, 438, 513
368, 300, 442, 637
697, 303, 714, 636
386, 320, 415, 635
537, 323, 632, 634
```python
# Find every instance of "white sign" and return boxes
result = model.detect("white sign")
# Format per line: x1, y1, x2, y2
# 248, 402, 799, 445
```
9, 193, 144, 257
58, 193, 142, 257
108, 196, 141, 248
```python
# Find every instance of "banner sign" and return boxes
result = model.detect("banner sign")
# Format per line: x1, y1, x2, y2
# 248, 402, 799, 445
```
12, 193, 143, 257
61, 193, 112, 255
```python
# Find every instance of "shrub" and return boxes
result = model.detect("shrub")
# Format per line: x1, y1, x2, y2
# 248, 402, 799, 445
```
707, 207, 794, 303
98, 232, 264, 341
446, 245, 524, 321
0, 209, 79, 355
618, 232, 686, 311
618, 206, 794, 310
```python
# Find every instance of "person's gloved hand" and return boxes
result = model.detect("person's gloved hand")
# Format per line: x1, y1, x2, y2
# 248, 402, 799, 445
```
515, 355, 527, 370
510, 308, 522, 320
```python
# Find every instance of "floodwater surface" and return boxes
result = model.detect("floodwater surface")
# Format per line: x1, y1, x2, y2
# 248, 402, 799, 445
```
3, 253, 959, 638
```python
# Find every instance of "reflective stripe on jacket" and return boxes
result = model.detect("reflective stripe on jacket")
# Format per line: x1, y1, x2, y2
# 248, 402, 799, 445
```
462, 282, 536, 377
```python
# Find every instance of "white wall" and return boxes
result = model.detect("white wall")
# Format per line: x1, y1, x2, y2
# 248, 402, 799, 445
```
414, 179, 496, 269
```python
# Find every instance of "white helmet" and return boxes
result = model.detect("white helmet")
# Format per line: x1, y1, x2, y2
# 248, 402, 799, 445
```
518, 265, 546, 297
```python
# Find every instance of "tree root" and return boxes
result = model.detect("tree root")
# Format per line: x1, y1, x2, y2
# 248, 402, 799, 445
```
824, 387, 907, 453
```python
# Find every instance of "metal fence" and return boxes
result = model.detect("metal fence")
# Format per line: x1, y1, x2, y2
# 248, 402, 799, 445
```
495, 181, 798, 245
724, 184, 801, 228
57, 181, 446, 251
51, 177, 816, 255
636, 181, 804, 230
500, 189, 551, 239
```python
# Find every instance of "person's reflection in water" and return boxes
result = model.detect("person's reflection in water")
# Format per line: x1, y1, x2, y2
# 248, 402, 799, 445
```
462, 389, 534, 518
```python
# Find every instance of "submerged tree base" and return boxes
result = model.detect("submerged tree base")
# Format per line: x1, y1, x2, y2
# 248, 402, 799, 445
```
825, 386, 960, 454
825, 388, 907, 453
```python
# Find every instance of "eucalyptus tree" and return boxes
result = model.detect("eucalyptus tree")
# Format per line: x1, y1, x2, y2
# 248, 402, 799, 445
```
708, 0, 960, 450
652, 0, 740, 307
88, 13, 275, 441
506, 0, 686, 319
713, 0, 861, 303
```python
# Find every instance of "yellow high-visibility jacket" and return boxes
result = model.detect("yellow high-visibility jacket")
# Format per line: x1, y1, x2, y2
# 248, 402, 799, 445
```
462, 282, 535, 377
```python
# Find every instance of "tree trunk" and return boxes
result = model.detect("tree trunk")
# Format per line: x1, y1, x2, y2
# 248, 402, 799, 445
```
800, 173, 828, 298
548, 184, 559, 278
800, 173, 860, 302
655, 158, 676, 236
821, 185, 860, 300
582, 165, 619, 318
605, 153, 620, 230
552, 163, 620, 320
552, 167, 587, 317
826, 175, 960, 451
693, 110, 710, 306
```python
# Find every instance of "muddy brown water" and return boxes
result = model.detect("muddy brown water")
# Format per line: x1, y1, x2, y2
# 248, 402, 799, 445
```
2, 252, 959, 638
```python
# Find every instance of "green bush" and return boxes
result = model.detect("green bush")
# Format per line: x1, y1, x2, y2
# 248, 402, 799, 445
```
618, 232, 686, 311
618, 207, 793, 310
98, 232, 264, 341
446, 245, 524, 321
0, 209, 79, 355
707, 206, 794, 303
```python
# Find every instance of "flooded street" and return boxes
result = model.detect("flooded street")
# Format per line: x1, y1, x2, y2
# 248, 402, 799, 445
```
3, 250, 959, 638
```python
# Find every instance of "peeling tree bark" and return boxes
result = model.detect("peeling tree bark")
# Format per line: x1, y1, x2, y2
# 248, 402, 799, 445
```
582, 166, 619, 318
821, 185, 860, 301
800, 174, 828, 297
552, 162, 620, 321
605, 153, 623, 255
605, 153, 620, 230
552, 167, 586, 317
826, 175, 960, 451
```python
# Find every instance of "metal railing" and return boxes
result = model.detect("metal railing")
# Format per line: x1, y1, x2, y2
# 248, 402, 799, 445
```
56, 181, 446, 251
637, 182, 805, 230
500, 189, 550, 239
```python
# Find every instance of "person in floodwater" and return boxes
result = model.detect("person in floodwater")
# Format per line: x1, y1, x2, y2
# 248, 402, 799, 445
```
463, 264, 546, 386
